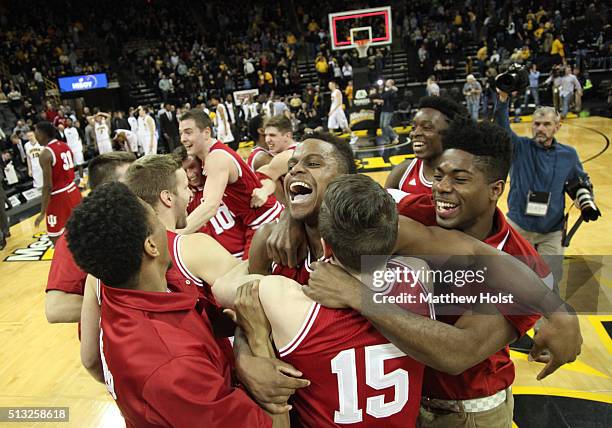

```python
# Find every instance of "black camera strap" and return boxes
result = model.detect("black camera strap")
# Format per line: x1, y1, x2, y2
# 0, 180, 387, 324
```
562, 206, 584, 247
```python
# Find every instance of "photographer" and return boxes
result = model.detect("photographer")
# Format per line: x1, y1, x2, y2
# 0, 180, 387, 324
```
494, 89, 600, 290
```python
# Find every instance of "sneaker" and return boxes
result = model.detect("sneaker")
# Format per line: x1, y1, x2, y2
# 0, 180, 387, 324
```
349, 134, 358, 145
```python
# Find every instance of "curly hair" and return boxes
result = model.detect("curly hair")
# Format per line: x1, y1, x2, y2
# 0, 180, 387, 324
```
66, 182, 152, 288
300, 131, 357, 174
442, 120, 512, 182
418, 96, 469, 122
319, 174, 397, 272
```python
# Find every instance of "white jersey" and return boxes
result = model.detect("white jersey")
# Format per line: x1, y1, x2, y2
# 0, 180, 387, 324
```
24, 141, 43, 188
137, 116, 155, 155
128, 116, 138, 132
95, 120, 112, 154
215, 104, 234, 143
330, 88, 342, 112
115, 129, 138, 153
64, 126, 84, 165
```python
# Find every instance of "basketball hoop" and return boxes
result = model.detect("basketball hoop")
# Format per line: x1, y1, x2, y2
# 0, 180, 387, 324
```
355, 39, 371, 58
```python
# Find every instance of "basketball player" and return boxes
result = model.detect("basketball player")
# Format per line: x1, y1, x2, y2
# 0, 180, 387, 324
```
216, 175, 434, 427
64, 118, 85, 181
175, 145, 248, 258
33, 121, 82, 243
251, 115, 298, 207
112, 128, 138, 154
211, 96, 236, 150
385, 96, 468, 195
91, 112, 113, 154
178, 109, 283, 255
246, 114, 273, 171
24, 131, 43, 189
78, 155, 308, 413
261, 132, 582, 378
327, 81, 357, 144
304, 121, 553, 427
45, 152, 136, 324
137, 106, 156, 155
66, 182, 288, 427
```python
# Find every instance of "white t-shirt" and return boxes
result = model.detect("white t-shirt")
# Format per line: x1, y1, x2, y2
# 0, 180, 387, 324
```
64, 127, 83, 152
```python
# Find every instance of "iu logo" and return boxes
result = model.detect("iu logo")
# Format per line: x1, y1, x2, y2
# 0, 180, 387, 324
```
47, 215, 58, 227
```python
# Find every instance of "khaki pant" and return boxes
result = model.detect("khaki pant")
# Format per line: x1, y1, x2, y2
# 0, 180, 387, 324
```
418, 389, 514, 428
507, 218, 564, 293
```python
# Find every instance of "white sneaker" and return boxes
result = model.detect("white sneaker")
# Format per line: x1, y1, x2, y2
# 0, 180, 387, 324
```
349, 134, 358, 145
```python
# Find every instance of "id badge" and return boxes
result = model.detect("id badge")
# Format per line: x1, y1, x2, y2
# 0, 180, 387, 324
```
525, 190, 551, 217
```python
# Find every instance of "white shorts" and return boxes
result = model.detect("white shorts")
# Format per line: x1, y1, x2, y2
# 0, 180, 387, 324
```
72, 150, 84, 166
98, 140, 113, 154
328, 109, 349, 130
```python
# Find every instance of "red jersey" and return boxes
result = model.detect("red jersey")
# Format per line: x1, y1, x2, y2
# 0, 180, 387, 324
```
206, 141, 283, 229
188, 186, 248, 259
397, 194, 548, 400
271, 249, 321, 285
165, 230, 234, 362
45, 139, 81, 237
279, 258, 434, 427
46, 234, 86, 295
98, 282, 271, 428
246, 146, 272, 171
398, 158, 432, 195
46, 139, 76, 191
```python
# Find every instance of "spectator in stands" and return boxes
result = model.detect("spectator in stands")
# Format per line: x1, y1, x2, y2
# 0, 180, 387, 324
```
551, 34, 565, 64
523, 63, 541, 111
463, 74, 482, 121
426, 76, 440, 97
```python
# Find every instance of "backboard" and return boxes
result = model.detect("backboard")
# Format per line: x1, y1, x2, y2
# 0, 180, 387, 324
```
328, 6, 392, 50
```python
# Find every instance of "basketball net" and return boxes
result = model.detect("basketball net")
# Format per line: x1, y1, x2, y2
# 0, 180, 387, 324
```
355, 40, 370, 58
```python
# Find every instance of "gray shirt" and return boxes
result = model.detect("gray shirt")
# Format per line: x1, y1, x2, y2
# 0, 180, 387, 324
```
463, 81, 482, 102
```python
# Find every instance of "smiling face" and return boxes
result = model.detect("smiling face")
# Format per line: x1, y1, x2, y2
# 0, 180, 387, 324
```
181, 155, 204, 188
179, 118, 210, 157
410, 108, 448, 161
170, 168, 192, 230
284, 139, 344, 222
433, 149, 501, 232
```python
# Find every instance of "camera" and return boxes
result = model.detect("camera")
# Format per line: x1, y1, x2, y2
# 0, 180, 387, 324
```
495, 63, 529, 93
565, 176, 601, 222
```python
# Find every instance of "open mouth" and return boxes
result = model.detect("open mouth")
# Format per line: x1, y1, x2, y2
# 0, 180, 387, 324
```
288, 181, 314, 204
435, 200, 460, 218
412, 140, 426, 151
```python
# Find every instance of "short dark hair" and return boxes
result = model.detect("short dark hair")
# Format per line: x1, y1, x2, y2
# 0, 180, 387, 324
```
124, 154, 182, 207
264, 115, 292, 133
248, 115, 264, 142
88, 152, 137, 190
173, 145, 188, 162
301, 131, 357, 174
442, 120, 512, 182
66, 182, 152, 288
179, 108, 213, 131
34, 121, 57, 139
319, 175, 398, 272
418, 96, 469, 122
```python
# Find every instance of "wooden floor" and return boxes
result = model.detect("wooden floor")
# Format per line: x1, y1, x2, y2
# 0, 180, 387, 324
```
0, 117, 610, 427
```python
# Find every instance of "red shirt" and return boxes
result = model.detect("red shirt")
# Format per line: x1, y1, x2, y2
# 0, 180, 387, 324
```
98, 282, 271, 428
398, 158, 432, 195
206, 141, 283, 230
271, 249, 321, 285
246, 146, 272, 171
397, 194, 548, 400
188, 187, 248, 258
46, 234, 86, 295
279, 258, 433, 427
46, 139, 76, 191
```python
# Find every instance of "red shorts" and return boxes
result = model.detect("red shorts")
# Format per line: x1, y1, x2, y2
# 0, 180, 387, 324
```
46, 184, 82, 238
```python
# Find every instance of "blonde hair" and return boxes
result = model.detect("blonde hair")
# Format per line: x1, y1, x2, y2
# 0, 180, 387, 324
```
124, 154, 181, 207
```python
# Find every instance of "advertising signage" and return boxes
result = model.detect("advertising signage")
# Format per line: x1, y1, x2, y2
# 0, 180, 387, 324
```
58, 73, 108, 93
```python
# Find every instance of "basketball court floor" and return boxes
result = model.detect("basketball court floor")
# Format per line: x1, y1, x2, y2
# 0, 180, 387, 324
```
0, 117, 610, 427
